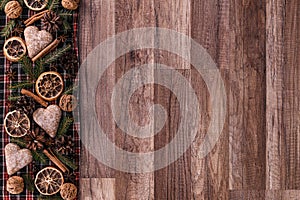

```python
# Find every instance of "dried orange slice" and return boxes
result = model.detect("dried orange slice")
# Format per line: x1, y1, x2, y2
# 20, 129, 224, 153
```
35, 71, 64, 101
24, 0, 48, 11
34, 167, 64, 195
4, 110, 30, 137
3, 37, 27, 62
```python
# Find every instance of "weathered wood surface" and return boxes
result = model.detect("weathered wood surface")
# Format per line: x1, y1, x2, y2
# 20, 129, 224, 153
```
79, 0, 300, 199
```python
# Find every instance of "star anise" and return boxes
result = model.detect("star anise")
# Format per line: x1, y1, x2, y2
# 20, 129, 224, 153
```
24, 127, 49, 151
53, 135, 74, 155
11, 24, 24, 36
41, 11, 62, 33
5, 68, 16, 80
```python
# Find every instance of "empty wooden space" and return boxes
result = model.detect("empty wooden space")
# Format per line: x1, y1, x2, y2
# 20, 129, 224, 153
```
78, 0, 300, 199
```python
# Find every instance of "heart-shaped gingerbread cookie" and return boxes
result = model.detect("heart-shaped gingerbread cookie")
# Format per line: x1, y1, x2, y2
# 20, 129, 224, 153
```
24, 26, 53, 58
33, 105, 62, 138
5, 143, 32, 175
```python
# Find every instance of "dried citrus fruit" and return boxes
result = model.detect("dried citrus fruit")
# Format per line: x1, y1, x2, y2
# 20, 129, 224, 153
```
4, 110, 30, 137
35, 71, 64, 101
3, 37, 27, 62
34, 167, 64, 195
24, 0, 48, 11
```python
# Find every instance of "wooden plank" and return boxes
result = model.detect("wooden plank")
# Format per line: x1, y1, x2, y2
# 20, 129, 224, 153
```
153, 0, 191, 69
154, 69, 192, 199
190, 0, 229, 199
266, 0, 300, 189
79, 0, 115, 178
114, 0, 155, 199
230, 190, 300, 200
228, 0, 266, 190
80, 178, 115, 200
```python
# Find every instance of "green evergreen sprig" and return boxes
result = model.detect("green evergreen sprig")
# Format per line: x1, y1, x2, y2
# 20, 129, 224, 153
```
9, 81, 34, 90
31, 150, 48, 164
11, 137, 27, 148
22, 174, 35, 192
8, 95, 22, 101
0, 0, 10, 10
0, 20, 16, 37
47, 0, 60, 10
53, 150, 78, 170
64, 85, 78, 95
37, 44, 72, 66
57, 116, 74, 137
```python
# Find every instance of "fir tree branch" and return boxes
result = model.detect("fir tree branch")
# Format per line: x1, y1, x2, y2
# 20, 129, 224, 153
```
8, 95, 22, 101
59, 9, 73, 18
20, 56, 35, 80
22, 174, 35, 192
64, 85, 78, 95
62, 20, 71, 33
53, 150, 78, 170
38, 45, 72, 66
57, 116, 73, 137
11, 137, 27, 148
0, 20, 16, 37
47, 0, 59, 10
9, 81, 34, 90
0, 0, 10, 10
31, 150, 48, 164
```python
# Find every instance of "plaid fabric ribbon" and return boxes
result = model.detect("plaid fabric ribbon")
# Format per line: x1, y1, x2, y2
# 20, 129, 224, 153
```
0, 5, 80, 200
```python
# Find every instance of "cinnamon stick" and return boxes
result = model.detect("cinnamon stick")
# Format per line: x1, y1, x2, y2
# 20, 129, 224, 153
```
24, 10, 49, 25
32, 39, 61, 62
43, 149, 68, 173
25, 15, 45, 27
21, 89, 48, 107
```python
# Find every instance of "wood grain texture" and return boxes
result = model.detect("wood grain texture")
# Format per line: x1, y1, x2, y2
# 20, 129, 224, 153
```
266, 0, 300, 190
190, 0, 229, 199
80, 178, 115, 200
78, 0, 300, 199
79, 0, 116, 178
228, 0, 266, 190
154, 69, 192, 199
114, 0, 155, 199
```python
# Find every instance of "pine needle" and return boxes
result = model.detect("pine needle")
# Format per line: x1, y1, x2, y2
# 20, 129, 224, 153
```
9, 81, 34, 90
22, 174, 35, 192
11, 137, 27, 148
0, 0, 10, 10
59, 9, 73, 18
62, 20, 71, 33
0, 20, 16, 37
33, 63, 45, 79
64, 85, 78, 95
47, 0, 59, 10
20, 56, 35, 80
53, 150, 78, 170
8, 95, 22, 101
38, 45, 72, 66
31, 150, 48, 164
57, 116, 73, 137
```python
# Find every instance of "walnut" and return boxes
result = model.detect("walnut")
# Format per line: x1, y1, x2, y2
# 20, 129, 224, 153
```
61, 0, 79, 10
59, 94, 78, 112
6, 176, 24, 194
60, 183, 77, 200
5, 1, 22, 19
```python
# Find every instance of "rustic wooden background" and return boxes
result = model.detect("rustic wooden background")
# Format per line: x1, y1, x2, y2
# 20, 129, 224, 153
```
78, 0, 300, 199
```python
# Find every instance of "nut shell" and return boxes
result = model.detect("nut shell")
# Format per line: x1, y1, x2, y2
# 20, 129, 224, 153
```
5, 1, 22, 19
59, 94, 78, 112
61, 0, 78, 10
6, 176, 24, 194
60, 183, 77, 200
